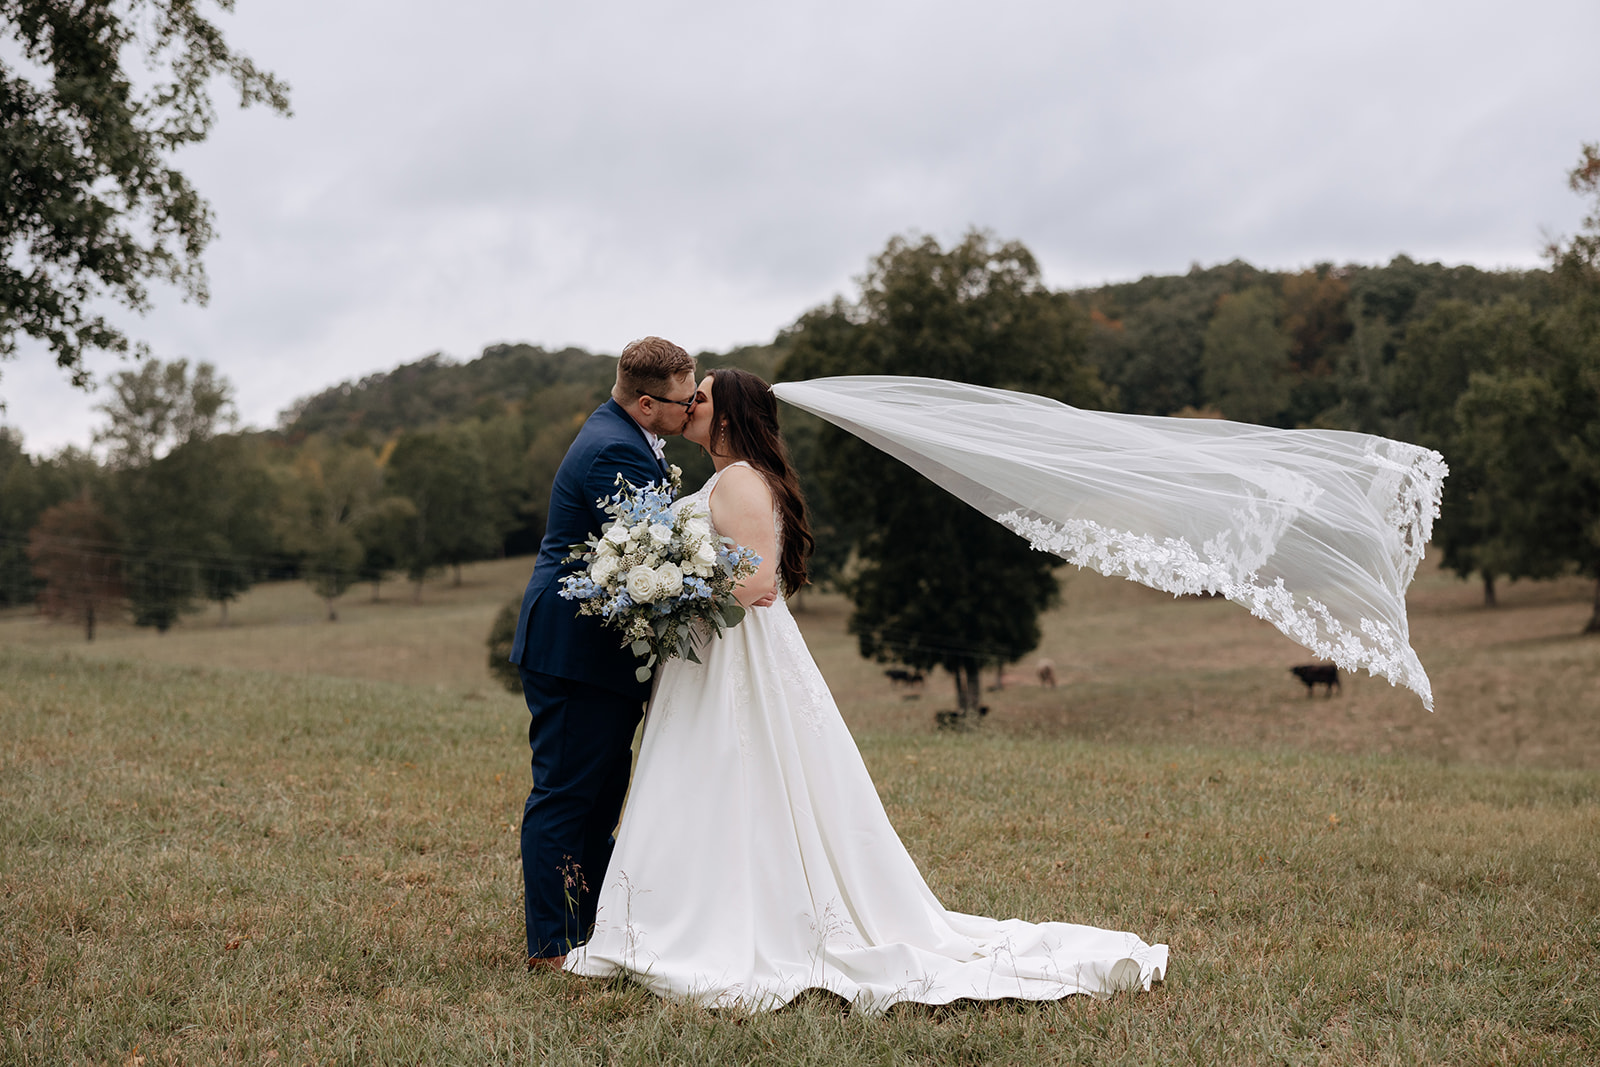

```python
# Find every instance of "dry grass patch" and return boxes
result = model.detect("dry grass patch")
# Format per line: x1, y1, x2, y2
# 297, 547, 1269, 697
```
801, 564, 1600, 771
3, 648, 1597, 1064
4, 556, 1595, 771
0, 558, 537, 695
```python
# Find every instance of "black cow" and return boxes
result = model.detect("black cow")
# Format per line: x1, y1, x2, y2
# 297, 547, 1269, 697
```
1290, 664, 1341, 697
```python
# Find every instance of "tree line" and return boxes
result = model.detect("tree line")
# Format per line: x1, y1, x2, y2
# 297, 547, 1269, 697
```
773, 145, 1600, 715
4, 151, 1595, 713
0, 343, 776, 638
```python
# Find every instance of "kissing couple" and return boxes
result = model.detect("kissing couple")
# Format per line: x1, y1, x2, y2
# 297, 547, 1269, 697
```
507, 336, 1167, 1013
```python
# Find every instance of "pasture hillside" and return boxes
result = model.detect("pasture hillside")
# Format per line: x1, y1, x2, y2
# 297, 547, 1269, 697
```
3, 557, 1595, 770
2, 561, 1597, 1064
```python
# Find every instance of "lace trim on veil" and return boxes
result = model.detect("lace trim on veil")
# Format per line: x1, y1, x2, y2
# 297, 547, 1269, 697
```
772, 376, 1448, 712
996, 437, 1445, 707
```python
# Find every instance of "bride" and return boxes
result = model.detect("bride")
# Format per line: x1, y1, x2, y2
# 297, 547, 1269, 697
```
564, 368, 1168, 1012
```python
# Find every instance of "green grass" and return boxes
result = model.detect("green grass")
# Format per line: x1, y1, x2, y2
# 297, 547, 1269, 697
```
4, 646, 1598, 1063
2, 561, 1598, 1063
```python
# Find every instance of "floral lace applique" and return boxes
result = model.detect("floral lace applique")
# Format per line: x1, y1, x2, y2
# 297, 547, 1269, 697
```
997, 438, 1445, 710
771, 611, 831, 735
729, 655, 753, 758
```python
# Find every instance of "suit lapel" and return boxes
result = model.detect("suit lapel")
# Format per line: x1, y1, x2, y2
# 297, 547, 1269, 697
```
603, 399, 670, 480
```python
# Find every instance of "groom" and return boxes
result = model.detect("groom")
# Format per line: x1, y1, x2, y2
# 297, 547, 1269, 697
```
510, 336, 699, 968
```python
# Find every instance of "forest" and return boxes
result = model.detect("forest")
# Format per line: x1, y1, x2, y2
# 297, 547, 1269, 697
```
4, 154, 1598, 678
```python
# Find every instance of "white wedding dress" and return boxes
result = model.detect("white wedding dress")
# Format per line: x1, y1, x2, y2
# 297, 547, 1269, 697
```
564, 463, 1167, 1013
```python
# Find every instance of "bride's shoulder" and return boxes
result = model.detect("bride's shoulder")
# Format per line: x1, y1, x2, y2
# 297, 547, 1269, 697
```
708, 462, 773, 508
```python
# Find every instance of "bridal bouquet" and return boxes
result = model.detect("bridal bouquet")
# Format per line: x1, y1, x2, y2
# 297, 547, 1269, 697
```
558, 471, 761, 682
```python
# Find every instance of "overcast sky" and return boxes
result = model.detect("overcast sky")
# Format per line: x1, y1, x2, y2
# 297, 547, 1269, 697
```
4, 0, 1597, 454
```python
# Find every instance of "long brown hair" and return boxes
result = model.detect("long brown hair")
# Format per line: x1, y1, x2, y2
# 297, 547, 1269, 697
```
709, 368, 814, 592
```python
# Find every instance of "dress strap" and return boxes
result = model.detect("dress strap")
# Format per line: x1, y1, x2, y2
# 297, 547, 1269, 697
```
703, 460, 752, 496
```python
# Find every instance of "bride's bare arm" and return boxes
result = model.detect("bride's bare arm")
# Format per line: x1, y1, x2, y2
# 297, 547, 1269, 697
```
707, 465, 780, 608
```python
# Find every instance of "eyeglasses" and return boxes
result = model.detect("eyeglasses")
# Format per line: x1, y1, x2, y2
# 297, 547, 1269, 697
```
644, 391, 704, 411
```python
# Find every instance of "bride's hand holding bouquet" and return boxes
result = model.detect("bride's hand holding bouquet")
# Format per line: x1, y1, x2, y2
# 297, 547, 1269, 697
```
558, 471, 761, 682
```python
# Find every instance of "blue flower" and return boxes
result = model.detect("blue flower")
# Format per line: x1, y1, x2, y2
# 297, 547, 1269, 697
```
558, 576, 601, 601
600, 590, 634, 619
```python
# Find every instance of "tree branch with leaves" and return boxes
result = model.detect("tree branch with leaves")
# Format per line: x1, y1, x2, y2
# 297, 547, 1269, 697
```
1, 0, 289, 387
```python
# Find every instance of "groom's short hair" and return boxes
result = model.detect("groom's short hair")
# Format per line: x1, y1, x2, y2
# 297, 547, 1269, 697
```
616, 336, 695, 400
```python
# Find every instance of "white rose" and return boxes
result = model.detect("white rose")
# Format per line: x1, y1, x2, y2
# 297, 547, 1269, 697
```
595, 537, 618, 557
603, 523, 630, 546
625, 565, 660, 603
654, 562, 684, 598
591, 555, 619, 585
685, 516, 712, 540
648, 522, 673, 546
694, 540, 718, 567
628, 523, 646, 541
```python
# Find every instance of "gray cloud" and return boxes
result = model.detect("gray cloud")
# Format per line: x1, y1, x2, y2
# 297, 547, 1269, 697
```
3, 0, 1595, 451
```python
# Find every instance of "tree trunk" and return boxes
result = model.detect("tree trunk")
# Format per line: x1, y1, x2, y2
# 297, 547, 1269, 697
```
1482, 572, 1497, 608
219, 599, 229, 626
1586, 576, 1600, 635
84, 602, 95, 642
412, 579, 423, 604
371, 580, 381, 602
952, 661, 983, 714
952, 667, 968, 713
326, 596, 338, 622
453, 562, 463, 587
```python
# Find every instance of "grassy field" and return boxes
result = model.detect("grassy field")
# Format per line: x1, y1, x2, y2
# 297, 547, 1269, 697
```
2, 560, 1598, 1064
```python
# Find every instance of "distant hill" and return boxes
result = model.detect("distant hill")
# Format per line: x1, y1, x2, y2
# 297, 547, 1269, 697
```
1073, 255, 1548, 424
278, 342, 782, 442
277, 344, 619, 441
274, 254, 1545, 445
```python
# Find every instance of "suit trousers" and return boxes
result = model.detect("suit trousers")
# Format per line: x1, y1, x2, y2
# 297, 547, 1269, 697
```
519, 667, 644, 959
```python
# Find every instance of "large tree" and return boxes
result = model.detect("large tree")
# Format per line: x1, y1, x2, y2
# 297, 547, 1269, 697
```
278, 439, 410, 621
779, 231, 1107, 719
97, 358, 257, 630
27, 494, 122, 639
189, 434, 277, 623
0, 428, 46, 604
94, 356, 233, 464
386, 426, 498, 597
1, 0, 288, 388
0, 435, 101, 605
1449, 145, 1600, 630
1384, 297, 1547, 605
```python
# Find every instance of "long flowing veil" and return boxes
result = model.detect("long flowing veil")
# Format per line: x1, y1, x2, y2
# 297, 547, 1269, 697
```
772, 376, 1447, 710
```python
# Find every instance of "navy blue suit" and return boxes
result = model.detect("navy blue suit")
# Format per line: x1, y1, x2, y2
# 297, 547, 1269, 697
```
511, 398, 666, 958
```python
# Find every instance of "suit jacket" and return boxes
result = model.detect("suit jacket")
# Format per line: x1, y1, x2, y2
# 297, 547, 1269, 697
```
510, 399, 668, 699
